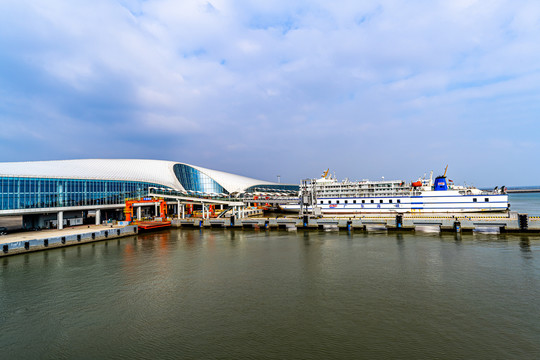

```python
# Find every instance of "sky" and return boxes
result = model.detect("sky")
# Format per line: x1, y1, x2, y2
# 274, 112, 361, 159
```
1, 0, 539, 187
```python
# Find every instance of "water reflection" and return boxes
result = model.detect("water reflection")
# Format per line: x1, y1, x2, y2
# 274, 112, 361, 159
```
519, 236, 533, 261
395, 233, 404, 245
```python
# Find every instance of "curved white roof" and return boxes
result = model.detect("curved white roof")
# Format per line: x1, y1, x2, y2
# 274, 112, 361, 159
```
190, 164, 275, 193
0, 159, 278, 193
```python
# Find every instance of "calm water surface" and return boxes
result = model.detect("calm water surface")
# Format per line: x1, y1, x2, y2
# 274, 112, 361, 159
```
509, 192, 540, 216
1, 227, 539, 359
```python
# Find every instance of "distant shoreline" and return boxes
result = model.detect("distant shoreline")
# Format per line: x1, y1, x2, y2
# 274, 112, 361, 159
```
479, 187, 540, 193
507, 188, 540, 193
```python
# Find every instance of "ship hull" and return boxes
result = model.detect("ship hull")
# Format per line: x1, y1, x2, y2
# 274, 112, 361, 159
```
281, 192, 509, 214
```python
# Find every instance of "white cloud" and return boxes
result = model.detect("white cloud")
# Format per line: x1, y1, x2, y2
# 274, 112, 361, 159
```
1, 0, 540, 184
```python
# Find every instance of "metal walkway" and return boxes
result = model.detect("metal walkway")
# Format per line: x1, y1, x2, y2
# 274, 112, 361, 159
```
148, 188, 299, 206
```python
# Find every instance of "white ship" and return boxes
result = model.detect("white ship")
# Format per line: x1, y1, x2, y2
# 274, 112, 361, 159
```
281, 167, 509, 214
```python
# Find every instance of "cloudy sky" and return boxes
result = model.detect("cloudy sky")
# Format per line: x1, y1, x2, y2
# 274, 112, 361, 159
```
1, 0, 539, 186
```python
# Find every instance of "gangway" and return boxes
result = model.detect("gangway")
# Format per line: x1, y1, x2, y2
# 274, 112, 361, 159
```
148, 188, 244, 206
217, 206, 234, 218
147, 188, 249, 219
147, 187, 301, 219
148, 187, 299, 205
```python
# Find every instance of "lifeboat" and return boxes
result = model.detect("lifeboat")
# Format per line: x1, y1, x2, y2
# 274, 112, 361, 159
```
412, 181, 422, 187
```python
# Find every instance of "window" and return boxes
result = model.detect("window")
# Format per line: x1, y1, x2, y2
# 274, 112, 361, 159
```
371, 200, 374, 203
0, 176, 166, 211
337, 200, 340, 204
362, 200, 365, 204
173, 164, 227, 194
473, 198, 477, 202
328, 201, 331, 204
380, 200, 383, 203
320, 201, 323, 204
344, 200, 348, 204
485, 198, 489, 202
389, 199, 393, 203
397, 199, 401, 203
353, 200, 356, 204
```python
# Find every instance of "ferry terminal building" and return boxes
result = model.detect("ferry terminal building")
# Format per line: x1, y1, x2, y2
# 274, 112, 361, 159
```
0, 159, 298, 229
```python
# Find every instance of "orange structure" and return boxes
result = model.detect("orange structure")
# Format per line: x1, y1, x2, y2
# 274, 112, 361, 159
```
124, 198, 168, 222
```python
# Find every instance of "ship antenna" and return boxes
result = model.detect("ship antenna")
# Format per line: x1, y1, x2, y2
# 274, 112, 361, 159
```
443, 165, 448, 177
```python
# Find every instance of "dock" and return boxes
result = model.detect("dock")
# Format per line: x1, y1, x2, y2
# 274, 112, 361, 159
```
1, 212, 539, 258
172, 212, 540, 233
1, 224, 138, 257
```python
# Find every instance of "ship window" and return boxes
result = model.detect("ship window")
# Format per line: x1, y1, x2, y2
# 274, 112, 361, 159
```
328, 201, 331, 204
344, 200, 348, 204
380, 200, 383, 203
397, 200, 401, 203
371, 200, 374, 203
389, 199, 393, 203
362, 200, 365, 204
353, 200, 356, 204
485, 198, 489, 202
337, 200, 340, 204
320, 201, 323, 204
473, 198, 477, 202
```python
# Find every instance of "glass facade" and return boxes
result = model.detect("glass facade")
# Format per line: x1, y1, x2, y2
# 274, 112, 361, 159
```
173, 164, 228, 194
0, 177, 168, 211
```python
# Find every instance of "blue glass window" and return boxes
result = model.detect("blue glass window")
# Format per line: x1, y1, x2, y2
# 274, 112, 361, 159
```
0, 177, 171, 211
173, 164, 228, 194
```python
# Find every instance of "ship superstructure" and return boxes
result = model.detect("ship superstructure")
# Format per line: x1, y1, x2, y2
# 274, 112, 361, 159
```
283, 168, 509, 214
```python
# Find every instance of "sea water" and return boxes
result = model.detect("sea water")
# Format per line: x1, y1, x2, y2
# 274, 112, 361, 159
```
1, 226, 539, 359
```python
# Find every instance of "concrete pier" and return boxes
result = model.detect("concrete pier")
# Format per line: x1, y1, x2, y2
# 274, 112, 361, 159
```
171, 212, 540, 233
0, 224, 138, 257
